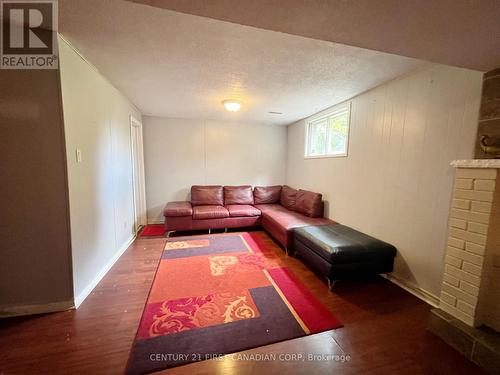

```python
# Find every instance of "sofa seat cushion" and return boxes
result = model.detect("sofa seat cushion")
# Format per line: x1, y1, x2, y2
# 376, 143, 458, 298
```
254, 186, 282, 204
164, 201, 193, 217
255, 204, 332, 230
224, 185, 254, 205
191, 185, 224, 206
226, 204, 261, 217
192, 205, 229, 220
293, 224, 397, 264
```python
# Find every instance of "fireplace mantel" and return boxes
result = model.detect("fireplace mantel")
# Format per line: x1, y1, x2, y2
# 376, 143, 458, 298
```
451, 159, 500, 168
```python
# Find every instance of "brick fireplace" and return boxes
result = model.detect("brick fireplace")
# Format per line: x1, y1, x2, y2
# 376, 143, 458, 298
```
428, 65, 500, 373
429, 159, 500, 373
441, 160, 500, 330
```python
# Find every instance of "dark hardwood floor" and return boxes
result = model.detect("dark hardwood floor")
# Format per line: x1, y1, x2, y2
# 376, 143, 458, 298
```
0, 231, 485, 374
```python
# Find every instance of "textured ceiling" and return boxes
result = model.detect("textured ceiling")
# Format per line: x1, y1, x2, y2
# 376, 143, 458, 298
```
59, 0, 429, 125
130, 0, 500, 72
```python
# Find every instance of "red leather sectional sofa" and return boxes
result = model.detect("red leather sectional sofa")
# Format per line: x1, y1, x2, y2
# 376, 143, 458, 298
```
164, 185, 333, 250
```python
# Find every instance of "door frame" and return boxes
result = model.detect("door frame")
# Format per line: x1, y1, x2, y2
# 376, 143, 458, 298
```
130, 115, 147, 232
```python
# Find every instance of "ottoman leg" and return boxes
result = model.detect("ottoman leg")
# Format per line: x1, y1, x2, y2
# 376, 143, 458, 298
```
326, 277, 336, 291
166, 231, 172, 238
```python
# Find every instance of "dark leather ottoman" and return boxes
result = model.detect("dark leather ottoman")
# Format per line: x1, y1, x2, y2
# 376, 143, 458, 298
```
293, 224, 397, 289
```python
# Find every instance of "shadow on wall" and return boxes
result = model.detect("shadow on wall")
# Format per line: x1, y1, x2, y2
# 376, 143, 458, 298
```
149, 205, 165, 224
392, 252, 418, 289
174, 188, 191, 202
323, 201, 330, 218
149, 188, 191, 223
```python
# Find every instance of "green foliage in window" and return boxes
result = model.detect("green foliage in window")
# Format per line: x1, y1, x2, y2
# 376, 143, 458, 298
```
306, 106, 350, 157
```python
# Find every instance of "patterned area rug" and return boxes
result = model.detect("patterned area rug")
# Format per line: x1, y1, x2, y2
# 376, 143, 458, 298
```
126, 232, 342, 374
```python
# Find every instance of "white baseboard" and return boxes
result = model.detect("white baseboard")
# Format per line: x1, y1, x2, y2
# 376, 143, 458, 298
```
382, 273, 440, 308
0, 299, 74, 318
147, 220, 163, 225
74, 234, 136, 308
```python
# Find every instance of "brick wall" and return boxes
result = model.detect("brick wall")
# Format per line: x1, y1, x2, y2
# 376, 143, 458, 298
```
440, 167, 498, 326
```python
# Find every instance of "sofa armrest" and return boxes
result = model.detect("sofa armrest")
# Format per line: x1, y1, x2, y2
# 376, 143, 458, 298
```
164, 201, 193, 217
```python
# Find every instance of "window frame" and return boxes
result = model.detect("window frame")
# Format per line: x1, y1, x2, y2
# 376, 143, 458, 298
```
304, 102, 351, 159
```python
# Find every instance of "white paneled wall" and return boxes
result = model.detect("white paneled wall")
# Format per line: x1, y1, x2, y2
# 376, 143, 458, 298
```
287, 65, 483, 298
59, 37, 142, 306
143, 117, 287, 223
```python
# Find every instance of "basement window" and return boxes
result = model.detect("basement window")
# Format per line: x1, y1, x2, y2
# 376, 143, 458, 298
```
304, 102, 351, 158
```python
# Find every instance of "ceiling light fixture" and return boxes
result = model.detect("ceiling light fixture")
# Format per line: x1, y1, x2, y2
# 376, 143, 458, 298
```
222, 99, 241, 112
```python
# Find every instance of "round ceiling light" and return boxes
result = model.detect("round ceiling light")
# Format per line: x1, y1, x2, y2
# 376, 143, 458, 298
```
222, 99, 241, 112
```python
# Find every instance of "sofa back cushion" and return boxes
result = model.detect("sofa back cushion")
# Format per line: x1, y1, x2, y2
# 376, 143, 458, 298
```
280, 185, 298, 211
295, 189, 323, 217
191, 185, 223, 206
254, 185, 282, 204
224, 185, 254, 205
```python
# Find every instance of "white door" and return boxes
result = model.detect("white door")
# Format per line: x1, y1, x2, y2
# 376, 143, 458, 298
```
130, 115, 147, 233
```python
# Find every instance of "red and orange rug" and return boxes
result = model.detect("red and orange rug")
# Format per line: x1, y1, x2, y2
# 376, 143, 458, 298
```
127, 232, 342, 374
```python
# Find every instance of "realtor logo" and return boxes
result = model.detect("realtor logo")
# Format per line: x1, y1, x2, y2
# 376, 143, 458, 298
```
1, 0, 58, 69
